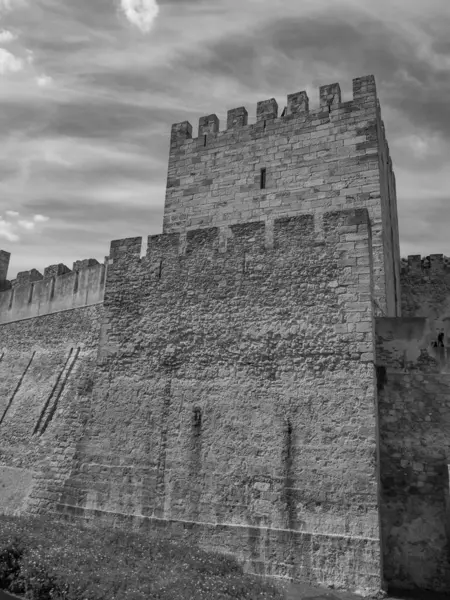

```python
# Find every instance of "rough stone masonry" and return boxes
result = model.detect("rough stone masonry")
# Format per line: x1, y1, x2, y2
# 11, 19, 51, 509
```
0, 74, 449, 595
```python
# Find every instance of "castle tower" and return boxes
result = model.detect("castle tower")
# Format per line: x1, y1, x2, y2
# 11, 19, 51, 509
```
163, 75, 401, 317
0, 250, 10, 291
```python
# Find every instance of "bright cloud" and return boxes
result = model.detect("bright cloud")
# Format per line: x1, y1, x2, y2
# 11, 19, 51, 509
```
0, 0, 26, 13
18, 219, 35, 230
120, 0, 159, 33
0, 47, 23, 74
0, 214, 48, 244
0, 29, 17, 43
36, 74, 53, 87
0, 217, 19, 242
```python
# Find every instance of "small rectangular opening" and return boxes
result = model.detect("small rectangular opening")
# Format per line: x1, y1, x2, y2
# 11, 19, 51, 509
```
8, 288, 14, 310
73, 271, 79, 294
203, 134, 207, 146
260, 168, 266, 189
50, 277, 56, 301
28, 283, 34, 304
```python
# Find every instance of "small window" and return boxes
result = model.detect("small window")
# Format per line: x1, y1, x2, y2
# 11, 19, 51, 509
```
73, 271, 79, 294
50, 277, 56, 301
203, 134, 207, 146
260, 168, 266, 189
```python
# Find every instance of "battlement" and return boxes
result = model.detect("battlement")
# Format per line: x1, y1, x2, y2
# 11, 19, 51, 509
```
0, 250, 10, 291
400, 254, 450, 274
108, 209, 370, 266
169, 75, 377, 149
0, 255, 106, 324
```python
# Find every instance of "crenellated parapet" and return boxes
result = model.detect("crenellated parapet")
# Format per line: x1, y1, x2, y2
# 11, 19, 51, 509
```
0, 254, 106, 324
0, 250, 11, 291
401, 254, 450, 274
108, 208, 371, 269
99, 208, 374, 365
169, 75, 376, 150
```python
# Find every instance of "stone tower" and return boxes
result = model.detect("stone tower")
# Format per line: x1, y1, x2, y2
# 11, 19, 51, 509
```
164, 75, 401, 317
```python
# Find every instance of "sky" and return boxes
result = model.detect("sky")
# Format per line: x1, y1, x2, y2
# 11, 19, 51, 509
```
0, 0, 449, 278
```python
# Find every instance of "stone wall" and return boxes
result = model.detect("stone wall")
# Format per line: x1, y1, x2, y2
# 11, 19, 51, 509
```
0, 250, 10, 291
376, 112, 401, 317
376, 316, 450, 592
23, 208, 384, 593
0, 305, 103, 515
401, 254, 450, 337
0, 261, 106, 324
163, 75, 397, 317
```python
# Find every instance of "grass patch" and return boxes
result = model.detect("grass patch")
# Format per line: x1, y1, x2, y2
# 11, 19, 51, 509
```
0, 513, 284, 600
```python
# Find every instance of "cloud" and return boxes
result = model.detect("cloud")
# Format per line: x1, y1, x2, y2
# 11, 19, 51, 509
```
0, 217, 19, 242
5, 210, 19, 217
36, 74, 53, 87
120, 0, 160, 32
33, 214, 49, 222
0, 47, 23, 74
0, 0, 13, 11
1, 0, 450, 277
18, 219, 35, 230
0, 29, 17, 43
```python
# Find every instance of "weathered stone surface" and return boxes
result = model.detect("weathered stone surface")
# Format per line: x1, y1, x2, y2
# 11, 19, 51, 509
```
163, 75, 400, 318
376, 317, 450, 592
0, 74, 448, 595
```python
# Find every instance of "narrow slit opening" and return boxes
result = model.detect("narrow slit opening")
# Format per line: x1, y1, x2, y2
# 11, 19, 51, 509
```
260, 168, 266, 189
73, 271, 79, 294
28, 283, 34, 304
50, 277, 56, 301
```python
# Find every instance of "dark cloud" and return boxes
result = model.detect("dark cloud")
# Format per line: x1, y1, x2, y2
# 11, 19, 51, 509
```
2, 0, 450, 276
79, 65, 184, 96
25, 194, 164, 226
12, 199, 164, 274
0, 101, 52, 138
399, 193, 450, 256
21, 160, 165, 193
175, 9, 450, 140
38, 98, 157, 140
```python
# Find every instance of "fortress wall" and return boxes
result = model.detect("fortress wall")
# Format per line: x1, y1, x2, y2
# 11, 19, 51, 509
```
400, 254, 450, 334
376, 110, 401, 317
164, 75, 394, 316
0, 250, 10, 290
376, 317, 450, 592
29, 209, 383, 592
0, 304, 103, 516
0, 262, 106, 324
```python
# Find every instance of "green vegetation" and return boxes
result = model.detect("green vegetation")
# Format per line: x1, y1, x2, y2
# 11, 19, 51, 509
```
0, 513, 284, 600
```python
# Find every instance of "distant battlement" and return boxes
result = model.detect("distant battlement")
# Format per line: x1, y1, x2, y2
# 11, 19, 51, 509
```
0, 254, 106, 324
169, 75, 378, 151
401, 254, 450, 274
